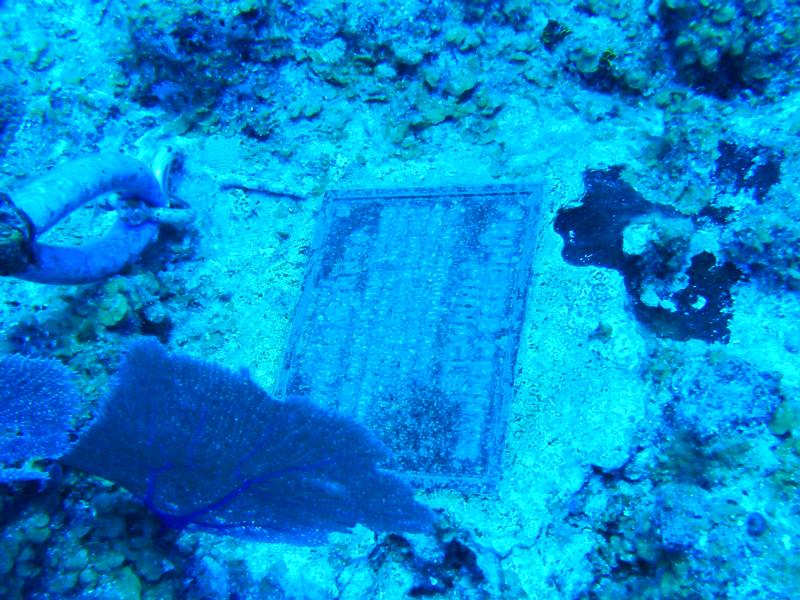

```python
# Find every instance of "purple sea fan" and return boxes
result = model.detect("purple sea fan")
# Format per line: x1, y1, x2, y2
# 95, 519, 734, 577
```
64, 339, 432, 543
0, 354, 80, 482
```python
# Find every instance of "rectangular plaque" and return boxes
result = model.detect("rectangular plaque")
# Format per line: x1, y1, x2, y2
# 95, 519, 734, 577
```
277, 184, 543, 490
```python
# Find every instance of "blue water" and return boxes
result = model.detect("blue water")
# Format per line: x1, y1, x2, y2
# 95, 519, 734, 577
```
0, 1, 798, 598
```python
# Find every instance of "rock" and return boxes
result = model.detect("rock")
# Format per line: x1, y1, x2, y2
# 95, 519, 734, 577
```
445, 70, 479, 97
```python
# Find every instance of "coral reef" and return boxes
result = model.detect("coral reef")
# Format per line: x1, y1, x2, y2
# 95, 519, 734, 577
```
0, 0, 798, 596
658, 0, 800, 99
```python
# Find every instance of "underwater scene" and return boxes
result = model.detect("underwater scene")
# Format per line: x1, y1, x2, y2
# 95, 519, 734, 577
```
1, 0, 799, 598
